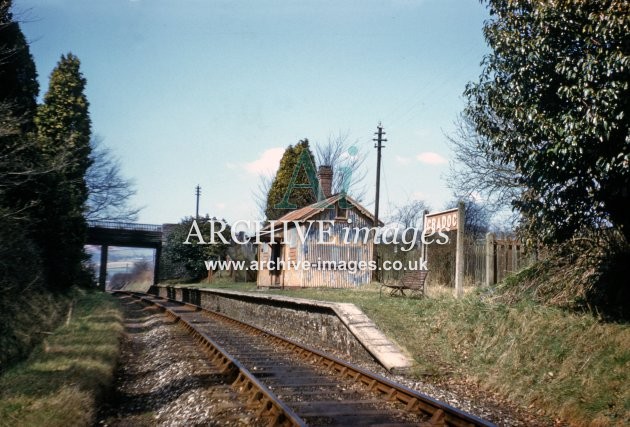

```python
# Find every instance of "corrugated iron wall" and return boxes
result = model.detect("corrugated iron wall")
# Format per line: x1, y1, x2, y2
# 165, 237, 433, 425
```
257, 223, 534, 289
256, 205, 375, 288
300, 208, 373, 288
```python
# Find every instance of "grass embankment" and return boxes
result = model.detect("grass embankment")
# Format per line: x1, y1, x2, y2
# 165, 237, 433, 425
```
0, 290, 123, 427
0, 289, 71, 370
194, 281, 629, 426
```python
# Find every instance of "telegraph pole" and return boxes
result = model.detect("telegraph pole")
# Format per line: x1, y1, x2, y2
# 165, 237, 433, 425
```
195, 185, 201, 219
373, 123, 386, 226
373, 123, 386, 281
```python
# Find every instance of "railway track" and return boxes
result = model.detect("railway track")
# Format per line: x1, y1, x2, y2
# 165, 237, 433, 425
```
114, 291, 495, 427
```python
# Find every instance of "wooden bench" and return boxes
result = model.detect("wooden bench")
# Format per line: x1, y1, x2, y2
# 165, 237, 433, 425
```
380, 270, 429, 298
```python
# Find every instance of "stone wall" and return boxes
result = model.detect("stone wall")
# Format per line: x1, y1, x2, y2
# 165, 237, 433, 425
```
154, 285, 375, 364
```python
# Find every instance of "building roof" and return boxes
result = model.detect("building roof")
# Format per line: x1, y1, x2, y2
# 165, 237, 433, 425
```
262, 193, 383, 233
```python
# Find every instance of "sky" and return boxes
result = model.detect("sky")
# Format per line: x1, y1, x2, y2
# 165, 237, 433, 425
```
16, 0, 490, 225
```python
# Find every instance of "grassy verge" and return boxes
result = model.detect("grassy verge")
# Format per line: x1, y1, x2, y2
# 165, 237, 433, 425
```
193, 281, 629, 426
0, 289, 123, 427
196, 278, 257, 292
0, 288, 71, 370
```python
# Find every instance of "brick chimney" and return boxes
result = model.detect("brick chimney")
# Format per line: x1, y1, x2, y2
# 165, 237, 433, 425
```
317, 165, 333, 199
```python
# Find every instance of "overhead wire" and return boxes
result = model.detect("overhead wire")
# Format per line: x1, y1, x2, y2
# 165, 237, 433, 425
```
385, 49, 481, 130
380, 151, 394, 222
347, 49, 485, 223
354, 49, 481, 154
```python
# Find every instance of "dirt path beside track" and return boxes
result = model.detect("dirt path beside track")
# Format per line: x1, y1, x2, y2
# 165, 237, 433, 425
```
96, 295, 263, 426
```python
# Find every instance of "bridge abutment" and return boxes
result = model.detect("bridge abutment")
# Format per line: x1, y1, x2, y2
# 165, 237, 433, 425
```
99, 245, 108, 290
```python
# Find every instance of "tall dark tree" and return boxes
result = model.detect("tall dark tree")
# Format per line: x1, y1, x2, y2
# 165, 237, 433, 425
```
465, 0, 630, 243
0, 1, 45, 293
34, 53, 93, 288
0, 0, 42, 220
265, 139, 317, 221
0, 0, 39, 132
36, 53, 92, 185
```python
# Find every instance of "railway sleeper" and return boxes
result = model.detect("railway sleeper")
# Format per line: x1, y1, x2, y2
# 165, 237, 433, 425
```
127, 292, 494, 427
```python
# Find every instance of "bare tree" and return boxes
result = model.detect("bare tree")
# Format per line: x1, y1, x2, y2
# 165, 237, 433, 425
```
85, 136, 141, 222
252, 173, 273, 220
446, 114, 522, 214
446, 197, 493, 240
389, 199, 430, 229
315, 131, 367, 201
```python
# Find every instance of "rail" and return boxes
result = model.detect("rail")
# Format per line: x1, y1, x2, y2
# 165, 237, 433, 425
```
117, 291, 496, 427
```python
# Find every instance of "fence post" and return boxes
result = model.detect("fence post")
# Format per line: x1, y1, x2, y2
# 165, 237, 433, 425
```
455, 202, 465, 298
485, 232, 495, 286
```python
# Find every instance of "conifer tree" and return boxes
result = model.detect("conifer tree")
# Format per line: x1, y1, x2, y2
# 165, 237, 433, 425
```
0, 0, 44, 292
34, 53, 93, 288
265, 139, 317, 221
0, 0, 40, 212
0, 0, 39, 132
36, 53, 92, 192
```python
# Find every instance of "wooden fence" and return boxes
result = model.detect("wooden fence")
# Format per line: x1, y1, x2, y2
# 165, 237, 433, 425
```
379, 232, 531, 287
484, 233, 530, 285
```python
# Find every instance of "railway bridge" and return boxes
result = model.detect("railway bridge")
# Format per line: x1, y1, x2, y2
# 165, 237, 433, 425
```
86, 220, 163, 289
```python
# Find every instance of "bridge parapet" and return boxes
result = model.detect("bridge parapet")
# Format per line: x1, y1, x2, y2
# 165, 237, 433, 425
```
87, 220, 162, 232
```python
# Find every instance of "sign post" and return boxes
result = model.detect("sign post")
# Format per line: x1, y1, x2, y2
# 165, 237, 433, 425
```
485, 232, 495, 287
454, 202, 465, 298
423, 202, 466, 298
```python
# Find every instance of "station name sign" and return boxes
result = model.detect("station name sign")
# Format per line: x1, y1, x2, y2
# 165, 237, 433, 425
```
424, 207, 459, 232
